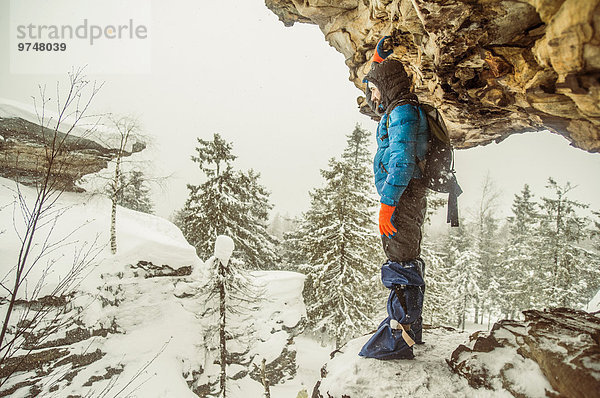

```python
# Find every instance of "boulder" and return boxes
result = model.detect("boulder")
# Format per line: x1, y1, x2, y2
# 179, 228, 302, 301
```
448, 308, 600, 398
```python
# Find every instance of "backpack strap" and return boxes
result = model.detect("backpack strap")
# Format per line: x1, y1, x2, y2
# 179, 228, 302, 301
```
447, 176, 463, 227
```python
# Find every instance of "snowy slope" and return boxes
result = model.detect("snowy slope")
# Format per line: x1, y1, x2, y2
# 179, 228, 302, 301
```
0, 97, 51, 122
0, 176, 198, 299
0, 176, 201, 396
0, 97, 110, 142
0, 177, 327, 397
0, 97, 139, 154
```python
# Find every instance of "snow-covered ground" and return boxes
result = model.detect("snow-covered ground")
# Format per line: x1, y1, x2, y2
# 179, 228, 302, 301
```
0, 177, 331, 397
0, 96, 55, 123
0, 176, 198, 300
315, 326, 556, 398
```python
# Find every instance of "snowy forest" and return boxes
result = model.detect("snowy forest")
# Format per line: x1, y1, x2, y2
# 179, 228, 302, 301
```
0, 81, 598, 397
172, 125, 600, 350
3, 0, 600, 395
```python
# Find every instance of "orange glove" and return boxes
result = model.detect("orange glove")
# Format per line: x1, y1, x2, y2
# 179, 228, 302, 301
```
379, 203, 397, 237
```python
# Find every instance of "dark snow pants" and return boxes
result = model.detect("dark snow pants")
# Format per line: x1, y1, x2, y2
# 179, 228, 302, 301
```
381, 178, 427, 262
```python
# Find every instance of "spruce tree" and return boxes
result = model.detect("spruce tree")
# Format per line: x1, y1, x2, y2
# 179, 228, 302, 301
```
442, 223, 481, 330
195, 239, 262, 398
288, 124, 381, 347
178, 133, 278, 269
499, 184, 540, 314
420, 241, 453, 326
471, 175, 501, 324
421, 193, 454, 327
592, 211, 600, 253
589, 211, 600, 301
117, 170, 154, 214
537, 178, 591, 307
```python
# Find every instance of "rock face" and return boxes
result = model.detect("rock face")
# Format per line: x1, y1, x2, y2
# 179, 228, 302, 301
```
0, 117, 138, 191
266, 0, 600, 152
448, 308, 600, 398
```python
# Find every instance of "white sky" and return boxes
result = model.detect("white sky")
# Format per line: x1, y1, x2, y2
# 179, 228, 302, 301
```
1, 0, 599, 223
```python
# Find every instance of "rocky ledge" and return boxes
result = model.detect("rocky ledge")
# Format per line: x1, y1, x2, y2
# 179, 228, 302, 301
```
266, 0, 600, 152
448, 308, 600, 398
0, 116, 141, 191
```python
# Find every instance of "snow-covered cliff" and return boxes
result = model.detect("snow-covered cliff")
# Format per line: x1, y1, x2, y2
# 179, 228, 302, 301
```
0, 178, 322, 397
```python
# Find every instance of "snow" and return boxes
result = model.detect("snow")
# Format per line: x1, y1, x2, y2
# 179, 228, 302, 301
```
0, 177, 323, 397
0, 177, 200, 299
0, 96, 140, 153
0, 97, 49, 122
253, 270, 307, 328
587, 289, 600, 312
0, 175, 571, 397
315, 329, 493, 398
314, 325, 559, 398
214, 234, 235, 265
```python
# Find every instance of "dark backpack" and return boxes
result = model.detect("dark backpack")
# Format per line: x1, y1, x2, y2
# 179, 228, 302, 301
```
418, 104, 463, 227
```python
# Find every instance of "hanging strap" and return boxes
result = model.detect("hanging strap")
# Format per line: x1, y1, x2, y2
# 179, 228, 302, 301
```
447, 176, 463, 227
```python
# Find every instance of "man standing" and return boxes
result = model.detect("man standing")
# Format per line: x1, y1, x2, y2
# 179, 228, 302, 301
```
367, 58, 429, 265
359, 37, 429, 360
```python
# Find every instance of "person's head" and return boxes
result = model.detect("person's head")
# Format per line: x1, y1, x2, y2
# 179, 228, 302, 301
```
365, 59, 413, 111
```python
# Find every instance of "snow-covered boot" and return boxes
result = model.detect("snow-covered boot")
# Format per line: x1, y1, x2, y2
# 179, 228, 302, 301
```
359, 260, 425, 360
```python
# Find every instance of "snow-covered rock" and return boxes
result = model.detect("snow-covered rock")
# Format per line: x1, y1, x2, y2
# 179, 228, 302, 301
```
587, 289, 600, 313
0, 98, 142, 191
0, 178, 319, 398
448, 308, 600, 398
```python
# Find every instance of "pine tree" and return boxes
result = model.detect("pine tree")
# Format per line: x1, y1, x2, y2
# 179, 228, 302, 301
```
588, 211, 600, 302
421, 195, 455, 327
420, 241, 453, 326
280, 216, 307, 269
471, 175, 501, 324
117, 170, 154, 214
178, 133, 278, 269
442, 222, 481, 330
537, 178, 591, 307
499, 184, 540, 314
592, 211, 600, 253
196, 239, 262, 398
287, 125, 381, 347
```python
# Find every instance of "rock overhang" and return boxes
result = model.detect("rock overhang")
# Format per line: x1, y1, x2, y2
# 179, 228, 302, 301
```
265, 0, 600, 153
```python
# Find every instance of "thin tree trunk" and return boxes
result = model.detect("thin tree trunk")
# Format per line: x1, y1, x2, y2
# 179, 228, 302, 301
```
110, 155, 122, 255
461, 295, 467, 331
219, 259, 227, 398
0, 183, 47, 352
110, 197, 117, 254
261, 358, 270, 398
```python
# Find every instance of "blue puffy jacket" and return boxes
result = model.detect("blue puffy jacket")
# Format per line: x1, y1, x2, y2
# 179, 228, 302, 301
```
373, 103, 429, 206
